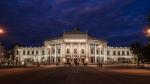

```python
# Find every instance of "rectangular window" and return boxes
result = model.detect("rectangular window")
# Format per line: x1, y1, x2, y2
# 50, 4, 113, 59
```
118, 51, 120, 56
16, 51, 19, 55
91, 49, 94, 54
113, 51, 116, 56
23, 51, 25, 55
107, 50, 110, 56
97, 49, 99, 54
74, 49, 77, 54
101, 50, 103, 55
58, 49, 60, 54
122, 51, 125, 55
42, 51, 45, 55
32, 51, 34, 55
36, 51, 39, 55
127, 51, 130, 56
27, 51, 30, 55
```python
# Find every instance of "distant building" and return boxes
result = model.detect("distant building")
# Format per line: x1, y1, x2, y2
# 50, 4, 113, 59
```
0, 43, 5, 63
14, 28, 134, 64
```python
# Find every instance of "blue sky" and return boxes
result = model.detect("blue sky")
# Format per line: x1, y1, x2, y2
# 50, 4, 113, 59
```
0, 0, 150, 47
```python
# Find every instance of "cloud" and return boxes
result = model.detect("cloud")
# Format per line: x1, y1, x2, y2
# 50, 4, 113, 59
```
0, 0, 150, 46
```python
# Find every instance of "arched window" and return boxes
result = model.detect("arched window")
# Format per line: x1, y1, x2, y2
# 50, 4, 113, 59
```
74, 49, 77, 54
67, 49, 70, 54
81, 49, 84, 54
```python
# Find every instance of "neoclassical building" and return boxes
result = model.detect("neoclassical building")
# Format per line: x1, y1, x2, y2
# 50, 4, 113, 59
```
14, 28, 134, 64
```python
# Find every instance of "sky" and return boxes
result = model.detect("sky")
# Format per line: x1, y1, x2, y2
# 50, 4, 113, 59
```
0, 0, 150, 48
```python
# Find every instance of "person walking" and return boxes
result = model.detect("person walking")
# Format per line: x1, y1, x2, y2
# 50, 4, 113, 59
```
85, 62, 87, 67
100, 63, 103, 68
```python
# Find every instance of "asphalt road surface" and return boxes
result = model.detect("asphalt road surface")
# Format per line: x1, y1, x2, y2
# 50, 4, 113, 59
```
0, 66, 150, 84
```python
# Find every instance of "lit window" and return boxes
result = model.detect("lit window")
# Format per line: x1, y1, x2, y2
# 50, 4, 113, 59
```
67, 49, 69, 54
32, 51, 34, 55
42, 51, 45, 55
127, 51, 130, 56
58, 49, 61, 54
74, 49, 77, 54
36, 51, 39, 55
113, 51, 116, 56
101, 49, 104, 55
91, 49, 94, 54
118, 51, 120, 56
23, 50, 25, 55
97, 49, 100, 54
16, 51, 19, 55
107, 50, 110, 56
122, 51, 125, 55
81, 49, 84, 54
52, 49, 55, 54
27, 51, 30, 55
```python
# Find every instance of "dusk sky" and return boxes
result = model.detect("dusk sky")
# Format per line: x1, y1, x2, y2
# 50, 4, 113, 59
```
0, 0, 150, 47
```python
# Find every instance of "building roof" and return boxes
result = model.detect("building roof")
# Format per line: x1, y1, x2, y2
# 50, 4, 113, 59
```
64, 28, 87, 34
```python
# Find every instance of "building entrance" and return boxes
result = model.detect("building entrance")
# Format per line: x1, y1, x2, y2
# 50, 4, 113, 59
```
74, 58, 77, 64
81, 57, 85, 64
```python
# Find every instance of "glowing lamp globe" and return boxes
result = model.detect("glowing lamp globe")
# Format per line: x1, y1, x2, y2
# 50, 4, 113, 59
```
0, 28, 5, 34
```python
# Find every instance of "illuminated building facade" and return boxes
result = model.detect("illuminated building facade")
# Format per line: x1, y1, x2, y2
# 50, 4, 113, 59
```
15, 28, 133, 64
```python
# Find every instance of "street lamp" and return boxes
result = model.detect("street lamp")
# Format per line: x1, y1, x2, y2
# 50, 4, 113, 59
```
99, 45, 102, 48
0, 26, 6, 35
145, 28, 150, 44
0, 26, 6, 64
47, 45, 51, 64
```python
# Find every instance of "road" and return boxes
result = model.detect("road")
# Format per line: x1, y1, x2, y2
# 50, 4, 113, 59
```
0, 66, 150, 84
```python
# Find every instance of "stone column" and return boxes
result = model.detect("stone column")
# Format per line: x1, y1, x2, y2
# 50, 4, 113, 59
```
85, 43, 87, 58
49, 47, 51, 64
79, 43, 81, 58
89, 44, 91, 63
71, 43, 73, 59
99, 45, 101, 63
95, 44, 97, 63
54, 44, 57, 63
60, 43, 62, 63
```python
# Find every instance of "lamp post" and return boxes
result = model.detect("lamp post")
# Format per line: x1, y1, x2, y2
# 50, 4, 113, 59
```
145, 28, 150, 44
47, 45, 51, 65
0, 26, 6, 65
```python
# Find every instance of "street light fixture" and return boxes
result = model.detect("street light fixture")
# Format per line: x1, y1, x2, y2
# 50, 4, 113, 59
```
99, 45, 102, 48
0, 26, 6, 35
0, 25, 6, 65
144, 28, 150, 44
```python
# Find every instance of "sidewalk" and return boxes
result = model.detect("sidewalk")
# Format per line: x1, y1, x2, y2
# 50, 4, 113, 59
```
89, 64, 150, 69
